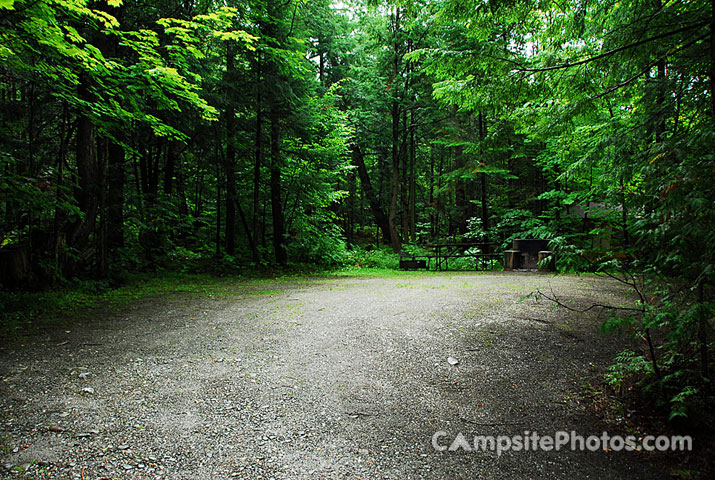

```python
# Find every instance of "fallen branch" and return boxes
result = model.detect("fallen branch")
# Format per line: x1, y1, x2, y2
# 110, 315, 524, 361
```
535, 286, 645, 314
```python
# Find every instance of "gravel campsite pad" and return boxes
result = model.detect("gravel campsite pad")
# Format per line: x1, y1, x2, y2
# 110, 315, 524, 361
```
1, 273, 669, 479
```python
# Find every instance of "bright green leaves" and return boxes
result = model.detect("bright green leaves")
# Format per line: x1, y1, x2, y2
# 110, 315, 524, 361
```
212, 30, 257, 48
157, 9, 258, 60
198, 6, 258, 49
63, 25, 84, 44
0, 0, 14, 9
1, 0, 230, 137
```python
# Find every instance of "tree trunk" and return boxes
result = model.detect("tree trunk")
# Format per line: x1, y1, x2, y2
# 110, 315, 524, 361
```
319, 50, 325, 87
401, 109, 409, 241
478, 111, 489, 238
163, 141, 180, 195
150, 143, 160, 199
270, 110, 287, 266
96, 139, 108, 278
74, 116, 97, 244
352, 146, 391, 242
176, 172, 189, 218
53, 102, 70, 275
0, 245, 32, 288
215, 158, 221, 258
27, 83, 35, 176
106, 139, 125, 251
387, 7, 402, 253
409, 109, 416, 242
235, 197, 258, 259
252, 55, 263, 263
223, 45, 237, 255
69, 82, 102, 269
347, 168, 356, 248
436, 145, 445, 238
139, 143, 159, 201
224, 159, 237, 256
389, 97, 402, 253
454, 115, 466, 235
138, 147, 149, 197
429, 145, 435, 238
480, 172, 488, 232
94, 1, 123, 273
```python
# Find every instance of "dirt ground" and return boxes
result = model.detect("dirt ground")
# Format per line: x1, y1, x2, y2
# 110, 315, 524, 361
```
0, 272, 673, 479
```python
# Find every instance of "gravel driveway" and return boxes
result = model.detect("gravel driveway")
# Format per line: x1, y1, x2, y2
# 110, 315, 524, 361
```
0, 273, 665, 479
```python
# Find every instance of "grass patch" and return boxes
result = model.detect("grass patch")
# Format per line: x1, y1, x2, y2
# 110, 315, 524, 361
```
0, 272, 262, 342
247, 289, 284, 296
0, 266, 506, 343
329, 265, 495, 278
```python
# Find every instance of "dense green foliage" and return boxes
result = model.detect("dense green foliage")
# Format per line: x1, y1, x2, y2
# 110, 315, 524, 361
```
0, 0, 713, 421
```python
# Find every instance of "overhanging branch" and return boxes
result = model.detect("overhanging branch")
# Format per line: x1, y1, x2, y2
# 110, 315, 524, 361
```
515, 21, 708, 74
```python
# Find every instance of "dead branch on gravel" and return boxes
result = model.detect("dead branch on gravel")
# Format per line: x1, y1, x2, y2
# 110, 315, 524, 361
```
526, 280, 663, 382
533, 284, 645, 315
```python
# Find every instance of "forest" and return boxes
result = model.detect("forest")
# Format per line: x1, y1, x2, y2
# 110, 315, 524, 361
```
0, 0, 713, 422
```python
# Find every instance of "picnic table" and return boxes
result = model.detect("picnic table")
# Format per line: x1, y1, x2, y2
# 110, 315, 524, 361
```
425, 242, 500, 271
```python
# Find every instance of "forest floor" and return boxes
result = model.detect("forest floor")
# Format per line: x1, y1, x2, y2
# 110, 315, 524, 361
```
0, 272, 686, 479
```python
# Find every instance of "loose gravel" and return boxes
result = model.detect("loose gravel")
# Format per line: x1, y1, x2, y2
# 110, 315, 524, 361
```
0, 273, 665, 479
